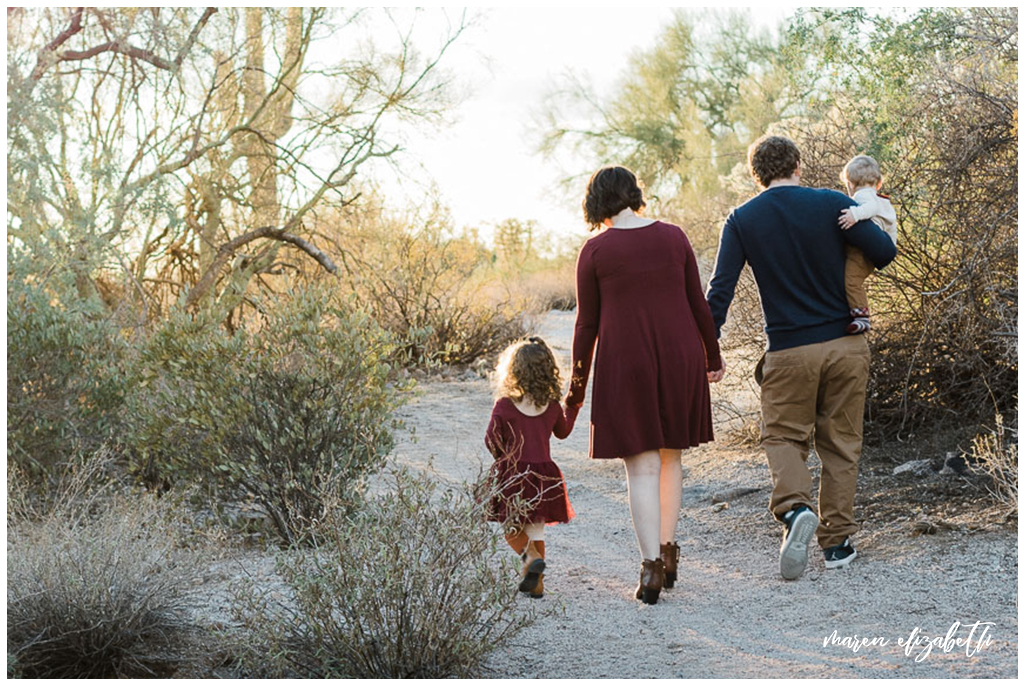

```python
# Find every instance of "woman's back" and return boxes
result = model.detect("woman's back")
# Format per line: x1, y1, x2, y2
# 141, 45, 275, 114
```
582, 221, 700, 330
570, 220, 720, 458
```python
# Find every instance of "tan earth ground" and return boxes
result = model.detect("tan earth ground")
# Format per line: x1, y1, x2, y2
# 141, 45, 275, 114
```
386, 309, 1018, 679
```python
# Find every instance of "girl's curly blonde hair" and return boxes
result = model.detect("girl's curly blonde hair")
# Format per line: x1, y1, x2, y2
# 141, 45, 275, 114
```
494, 336, 563, 407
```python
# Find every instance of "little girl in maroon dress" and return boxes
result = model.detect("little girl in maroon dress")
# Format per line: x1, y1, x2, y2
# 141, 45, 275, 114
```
485, 336, 577, 598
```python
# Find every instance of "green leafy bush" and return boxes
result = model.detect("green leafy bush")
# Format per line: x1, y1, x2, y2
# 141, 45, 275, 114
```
6, 266, 129, 476
231, 469, 536, 678
128, 288, 406, 543
6, 457, 200, 678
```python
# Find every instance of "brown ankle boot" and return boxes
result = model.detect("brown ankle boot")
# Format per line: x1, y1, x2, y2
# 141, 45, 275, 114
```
519, 540, 546, 597
661, 542, 680, 589
634, 558, 664, 605
505, 530, 528, 556
532, 572, 544, 598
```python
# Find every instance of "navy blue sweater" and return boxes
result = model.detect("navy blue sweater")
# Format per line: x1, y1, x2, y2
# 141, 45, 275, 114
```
705, 185, 898, 351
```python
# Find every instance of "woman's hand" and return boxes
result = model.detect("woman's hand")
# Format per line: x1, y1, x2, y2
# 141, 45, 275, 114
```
707, 358, 726, 384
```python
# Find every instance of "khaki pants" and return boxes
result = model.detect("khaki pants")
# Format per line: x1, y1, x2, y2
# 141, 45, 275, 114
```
757, 336, 870, 549
845, 245, 874, 311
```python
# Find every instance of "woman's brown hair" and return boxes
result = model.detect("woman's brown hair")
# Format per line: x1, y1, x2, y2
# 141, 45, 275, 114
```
582, 166, 646, 230
494, 336, 563, 407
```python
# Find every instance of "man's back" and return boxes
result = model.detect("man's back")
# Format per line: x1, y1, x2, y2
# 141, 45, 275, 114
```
710, 134, 899, 581
707, 185, 896, 351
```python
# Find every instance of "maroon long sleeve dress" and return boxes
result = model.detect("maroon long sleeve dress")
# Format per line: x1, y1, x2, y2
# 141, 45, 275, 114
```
484, 398, 578, 526
566, 221, 722, 459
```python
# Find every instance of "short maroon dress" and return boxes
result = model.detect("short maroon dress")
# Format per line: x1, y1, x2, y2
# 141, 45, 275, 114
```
484, 398, 578, 526
566, 221, 722, 459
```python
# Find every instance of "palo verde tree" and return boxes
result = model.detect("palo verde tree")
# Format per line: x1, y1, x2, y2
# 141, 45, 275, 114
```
783, 7, 1018, 431
7, 7, 468, 324
537, 10, 813, 251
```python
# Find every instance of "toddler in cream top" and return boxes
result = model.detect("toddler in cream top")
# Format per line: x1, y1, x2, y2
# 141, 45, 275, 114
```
837, 155, 898, 334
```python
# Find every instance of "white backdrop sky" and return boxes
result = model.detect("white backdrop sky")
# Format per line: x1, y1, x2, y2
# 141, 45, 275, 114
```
371, 6, 794, 247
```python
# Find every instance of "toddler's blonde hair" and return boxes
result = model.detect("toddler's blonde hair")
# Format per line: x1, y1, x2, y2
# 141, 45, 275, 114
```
494, 337, 563, 408
841, 155, 883, 189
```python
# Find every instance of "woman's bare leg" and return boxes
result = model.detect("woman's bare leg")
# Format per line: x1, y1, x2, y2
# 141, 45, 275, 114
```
623, 450, 661, 560
659, 449, 683, 544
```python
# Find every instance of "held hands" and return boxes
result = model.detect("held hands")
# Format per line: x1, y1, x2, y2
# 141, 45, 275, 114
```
707, 357, 726, 384
838, 208, 857, 230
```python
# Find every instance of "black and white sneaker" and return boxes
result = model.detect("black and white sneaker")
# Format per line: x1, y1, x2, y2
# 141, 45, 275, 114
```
779, 505, 818, 580
823, 538, 857, 569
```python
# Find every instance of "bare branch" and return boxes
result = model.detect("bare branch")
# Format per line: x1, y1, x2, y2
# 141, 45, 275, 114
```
33, 7, 217, 80
30, 7, 85, 80
172, 8, 218, 71
184, 225, 336, 309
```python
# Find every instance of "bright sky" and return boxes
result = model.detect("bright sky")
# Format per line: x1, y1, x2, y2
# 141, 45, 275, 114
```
374, 7, 793, 247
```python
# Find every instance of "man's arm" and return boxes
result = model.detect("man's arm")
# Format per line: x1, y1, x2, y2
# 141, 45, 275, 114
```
705, 213, 747, 338
843, 215, 897, 269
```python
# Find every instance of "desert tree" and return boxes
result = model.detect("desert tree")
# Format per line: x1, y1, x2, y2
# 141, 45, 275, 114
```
536, 9, 811, 251
784, 7, 1017, 431
7, 7, 469, 323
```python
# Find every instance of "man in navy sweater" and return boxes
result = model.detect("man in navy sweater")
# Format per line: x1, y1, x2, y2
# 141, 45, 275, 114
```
706, 135, 897, 580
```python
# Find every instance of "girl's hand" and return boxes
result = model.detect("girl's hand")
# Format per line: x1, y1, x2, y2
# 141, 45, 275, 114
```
838, 209, 856, 230
708, 358, 726, 384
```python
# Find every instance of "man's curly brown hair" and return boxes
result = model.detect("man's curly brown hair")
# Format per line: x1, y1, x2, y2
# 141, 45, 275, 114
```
494, 337, 563, 407
747, 135, 801, 189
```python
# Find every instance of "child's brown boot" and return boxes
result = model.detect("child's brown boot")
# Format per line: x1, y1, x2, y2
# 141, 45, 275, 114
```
505, 529, 528, 556
519, 540, 546, 597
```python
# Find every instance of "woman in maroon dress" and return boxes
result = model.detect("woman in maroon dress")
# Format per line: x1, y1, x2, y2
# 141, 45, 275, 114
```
566, 166, 725, 604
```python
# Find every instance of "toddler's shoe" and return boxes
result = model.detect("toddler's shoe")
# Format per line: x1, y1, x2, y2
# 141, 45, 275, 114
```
846, 307, 871, 334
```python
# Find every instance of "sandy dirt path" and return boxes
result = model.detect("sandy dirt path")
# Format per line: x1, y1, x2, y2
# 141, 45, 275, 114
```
390, 310, 1018, 678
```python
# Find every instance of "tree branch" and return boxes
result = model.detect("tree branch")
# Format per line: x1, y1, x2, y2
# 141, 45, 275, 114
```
33, 7, 217, 79
172, 8, 217, 71
184, 225, 336, 309
61, 41, 173, 70
30, 7, 85, 80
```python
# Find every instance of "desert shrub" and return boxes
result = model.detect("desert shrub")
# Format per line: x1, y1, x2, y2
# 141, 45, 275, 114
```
7, 457, 199, 678
508, 260, 578, 312
969, 414, 1018, 514
6, 264, 129, 476
231, 469, 536, 678
707, 265, 768, 443
493, 219, 581, 312
312, 197, 529, 366
128, 288, 405, 544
